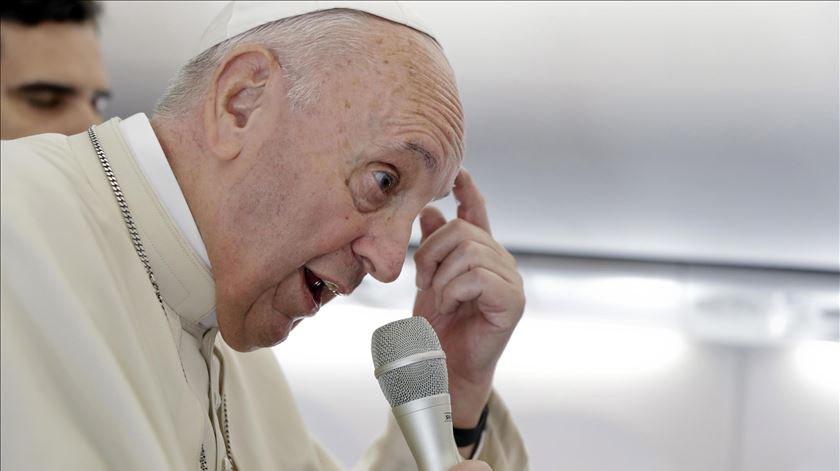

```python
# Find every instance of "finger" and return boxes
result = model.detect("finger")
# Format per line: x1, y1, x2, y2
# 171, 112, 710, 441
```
454, 169, 491, 234
414, 218, 508, 290
439, 267, 512, 316
431, 240, 519, 308
415, 206, 448, 290
419, 205, 447, 243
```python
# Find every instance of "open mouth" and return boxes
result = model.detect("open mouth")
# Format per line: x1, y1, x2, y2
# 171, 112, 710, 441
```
303, 267, 325, 308
303, 267, 343, 310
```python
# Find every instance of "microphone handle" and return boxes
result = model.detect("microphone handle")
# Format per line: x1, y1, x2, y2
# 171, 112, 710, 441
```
392, 393, 462, 471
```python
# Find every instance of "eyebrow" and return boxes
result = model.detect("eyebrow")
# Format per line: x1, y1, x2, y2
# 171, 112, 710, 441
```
15, 82, 78, 96
395, 141, 451, 201
401, 141, 439, 172
14, 82, 112, 101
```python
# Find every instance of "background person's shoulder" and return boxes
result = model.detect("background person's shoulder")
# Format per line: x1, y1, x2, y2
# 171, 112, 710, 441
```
1, 131, 104, 243
1, 132, 79, 188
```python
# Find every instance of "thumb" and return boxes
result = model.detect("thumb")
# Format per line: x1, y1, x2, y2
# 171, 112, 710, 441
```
419, 205, 447, 243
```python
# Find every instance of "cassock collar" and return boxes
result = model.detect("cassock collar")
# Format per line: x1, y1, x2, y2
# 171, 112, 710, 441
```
119, 114, 218, 329
120, 114, 211, 268
89, 116, 217, 329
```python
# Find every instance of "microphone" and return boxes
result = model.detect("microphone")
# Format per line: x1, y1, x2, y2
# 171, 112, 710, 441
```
371, 317, 462, 471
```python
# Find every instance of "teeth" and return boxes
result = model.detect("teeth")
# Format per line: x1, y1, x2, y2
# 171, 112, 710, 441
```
323, 280, 341, 296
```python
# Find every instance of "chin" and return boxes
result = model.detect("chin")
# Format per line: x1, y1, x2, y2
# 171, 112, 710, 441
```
218, 307, 297, 352
258, 319, 295, 348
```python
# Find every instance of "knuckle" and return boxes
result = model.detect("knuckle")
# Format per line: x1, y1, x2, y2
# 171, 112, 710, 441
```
444, 275, 463, 295
460, 240, 482, 259
432, 273, 446, 292
496, 250, 512, 266
504, 249, 517, 265
451, 218, 469, 231
471, 267, 488, 284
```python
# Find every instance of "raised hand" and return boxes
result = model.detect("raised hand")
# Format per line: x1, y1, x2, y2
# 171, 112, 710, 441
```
413, 169, 525, 432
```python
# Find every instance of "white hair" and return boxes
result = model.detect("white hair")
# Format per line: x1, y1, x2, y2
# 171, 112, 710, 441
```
153, 9, 379, 118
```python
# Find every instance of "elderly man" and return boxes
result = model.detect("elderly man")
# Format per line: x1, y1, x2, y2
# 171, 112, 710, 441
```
0, 2, 527, 470
0, 0, 110, 139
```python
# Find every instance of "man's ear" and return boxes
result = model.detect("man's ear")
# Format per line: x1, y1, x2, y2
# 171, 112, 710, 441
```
204, 46, 280, 160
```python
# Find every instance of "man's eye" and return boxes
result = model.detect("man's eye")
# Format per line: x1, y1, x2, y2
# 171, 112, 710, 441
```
26, 94, 64, 110
351, 167, 401, 213
373, 170, 399, 193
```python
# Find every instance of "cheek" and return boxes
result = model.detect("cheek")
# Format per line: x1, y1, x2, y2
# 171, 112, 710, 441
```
299, 192, 363, 252
217, 134, 363, 290
254, 167, 362, 268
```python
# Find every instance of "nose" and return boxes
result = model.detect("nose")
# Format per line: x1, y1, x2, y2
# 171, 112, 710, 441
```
351, 213, 414, 283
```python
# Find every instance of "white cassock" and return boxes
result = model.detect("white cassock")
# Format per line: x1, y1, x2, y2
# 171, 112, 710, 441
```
0, 114, 529, 470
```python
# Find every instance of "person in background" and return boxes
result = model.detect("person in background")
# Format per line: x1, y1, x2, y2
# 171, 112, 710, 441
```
0, 0, 110, 139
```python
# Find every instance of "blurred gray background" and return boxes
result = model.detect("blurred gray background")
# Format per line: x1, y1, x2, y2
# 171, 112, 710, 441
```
99, 2, 839, 470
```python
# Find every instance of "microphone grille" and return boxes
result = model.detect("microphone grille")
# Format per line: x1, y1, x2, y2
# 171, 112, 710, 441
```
371, 317, 449, 407
371, 316, 442, 368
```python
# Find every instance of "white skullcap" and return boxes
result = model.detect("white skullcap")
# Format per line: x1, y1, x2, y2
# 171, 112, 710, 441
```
195, 1, 435, 57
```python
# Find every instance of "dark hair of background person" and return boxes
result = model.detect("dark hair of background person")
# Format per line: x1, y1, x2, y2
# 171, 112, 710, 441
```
0, 0, 109, 139
0, 0, 101, 28
0, 0, 102, 57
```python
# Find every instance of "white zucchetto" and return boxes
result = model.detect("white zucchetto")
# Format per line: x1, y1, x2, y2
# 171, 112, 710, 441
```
195, 1, 435, 57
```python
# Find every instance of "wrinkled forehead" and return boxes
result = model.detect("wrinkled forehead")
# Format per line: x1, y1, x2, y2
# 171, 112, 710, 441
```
372, 23, 465, 191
